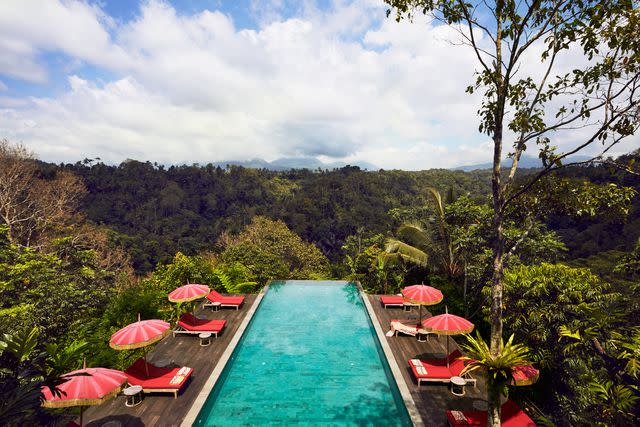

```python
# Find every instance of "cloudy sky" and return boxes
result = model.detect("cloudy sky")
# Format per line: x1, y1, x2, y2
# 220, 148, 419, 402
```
0, 0, 637, 170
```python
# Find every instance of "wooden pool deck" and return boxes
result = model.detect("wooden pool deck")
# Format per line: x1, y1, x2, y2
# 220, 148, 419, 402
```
367, 295, 488, 427
81, 292, 486, 427
83, 295, 257, 427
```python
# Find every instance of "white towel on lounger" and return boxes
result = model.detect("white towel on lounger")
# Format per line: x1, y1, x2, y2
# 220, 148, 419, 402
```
170, 374, 184, 385
450, 411, 467, 422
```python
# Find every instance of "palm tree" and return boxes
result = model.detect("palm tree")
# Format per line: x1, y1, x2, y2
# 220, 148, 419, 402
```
460, 332, 532, 425
384, 223, 430, 267
385, 187, 461, 277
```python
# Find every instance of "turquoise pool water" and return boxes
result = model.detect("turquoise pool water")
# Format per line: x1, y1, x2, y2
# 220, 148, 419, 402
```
194, 280, 412, 426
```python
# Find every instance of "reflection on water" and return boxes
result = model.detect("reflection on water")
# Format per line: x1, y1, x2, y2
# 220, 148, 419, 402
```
342, 282, 364, 307
266, 280, 284, 293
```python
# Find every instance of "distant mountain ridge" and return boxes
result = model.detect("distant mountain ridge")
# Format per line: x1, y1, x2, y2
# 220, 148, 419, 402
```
453, 154, 593, 171
212, 157, 378, 171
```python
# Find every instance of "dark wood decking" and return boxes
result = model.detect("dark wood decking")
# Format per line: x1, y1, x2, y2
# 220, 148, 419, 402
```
83, 295, 257, 427
81, 293, 484, 427
368, 295, 488, 427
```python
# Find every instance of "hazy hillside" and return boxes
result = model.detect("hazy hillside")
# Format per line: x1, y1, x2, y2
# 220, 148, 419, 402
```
454, 153, 593, 171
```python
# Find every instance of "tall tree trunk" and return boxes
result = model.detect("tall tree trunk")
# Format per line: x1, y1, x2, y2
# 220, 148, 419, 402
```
489, 2, 505, 426
487, 374, 502, 426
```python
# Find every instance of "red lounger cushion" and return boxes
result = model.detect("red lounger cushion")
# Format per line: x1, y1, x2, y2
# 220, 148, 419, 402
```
410, 362, 453, 379
380, 296, 405, 305
446, 400, 536, 427
177, 314, 226, 332
410, 350, 467, 379
125, 358, 192, 390
207, 290, 245, 305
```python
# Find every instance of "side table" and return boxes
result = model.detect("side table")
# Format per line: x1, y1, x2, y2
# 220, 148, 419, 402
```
199, 332, 212, 347
123, 385, 143, 407
450, 376, 467, 396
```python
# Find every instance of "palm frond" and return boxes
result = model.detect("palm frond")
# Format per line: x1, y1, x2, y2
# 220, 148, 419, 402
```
427, 187, 445, 219
378, 252, 403, 268
385, 238, 429, 266
396, 224, 431, 249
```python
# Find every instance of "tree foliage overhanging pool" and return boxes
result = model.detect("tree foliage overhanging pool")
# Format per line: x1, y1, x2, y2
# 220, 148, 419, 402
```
194, 280, 412, 426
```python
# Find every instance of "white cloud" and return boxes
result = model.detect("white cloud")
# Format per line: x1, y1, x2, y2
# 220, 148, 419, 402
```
0, 37, 47, 83
0, 0, 129, 78
0, 0, 637, 170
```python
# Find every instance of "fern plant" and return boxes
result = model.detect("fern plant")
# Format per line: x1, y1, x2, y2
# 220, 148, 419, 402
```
213, 267, 260, 294
226, 282, 260, 294
587, 379, 639, 425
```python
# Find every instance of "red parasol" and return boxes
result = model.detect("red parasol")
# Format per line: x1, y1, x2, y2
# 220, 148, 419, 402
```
168, 283, 210, 317
42, 366, 127, 426
401, 284, 444, 305
109, 316, 170, 350
109, 314, 170, 375
168, 284, 210, 303
422, 307, 474, 366
511, 365, 540, 386
401, 284, 444, 331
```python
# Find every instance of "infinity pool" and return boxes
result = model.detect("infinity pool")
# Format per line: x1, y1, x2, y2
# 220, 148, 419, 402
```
194, 280, 412, 426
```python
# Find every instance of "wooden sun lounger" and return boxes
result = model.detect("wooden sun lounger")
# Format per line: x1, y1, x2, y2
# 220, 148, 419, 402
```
408, 350, 477, 386
379, 295, 418, 309
172, 313, 226, 338
389, 319, 431, 341
203, 290, 245, 310
124, 358, 193, 399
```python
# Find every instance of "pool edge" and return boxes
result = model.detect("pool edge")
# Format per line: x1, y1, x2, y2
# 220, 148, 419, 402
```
357, 282, 424, 427
181, 284, 269, 427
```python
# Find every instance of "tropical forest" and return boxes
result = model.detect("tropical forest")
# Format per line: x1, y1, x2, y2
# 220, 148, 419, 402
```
1, 1, 639, 427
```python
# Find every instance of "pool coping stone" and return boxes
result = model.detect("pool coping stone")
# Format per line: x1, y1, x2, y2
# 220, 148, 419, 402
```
357, 282, 424, 427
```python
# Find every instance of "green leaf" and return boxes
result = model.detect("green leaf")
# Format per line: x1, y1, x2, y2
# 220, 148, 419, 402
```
558, 325, 581, 341
0, 327, 39, 362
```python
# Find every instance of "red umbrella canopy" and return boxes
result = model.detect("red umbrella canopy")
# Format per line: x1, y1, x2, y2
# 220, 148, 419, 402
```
42, 367, 127, 408
421, 312, 475, 335
511, 365, 540, 386
422, 309, 474, 366
109, 318, 170, 350
168, 284, 210, 303
401, 284, 443, 305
